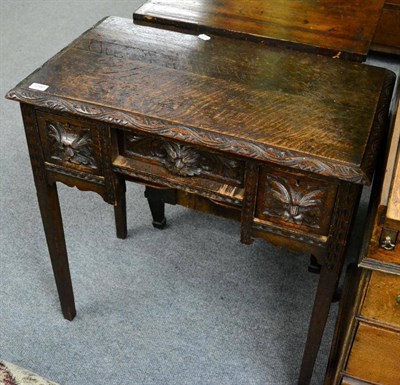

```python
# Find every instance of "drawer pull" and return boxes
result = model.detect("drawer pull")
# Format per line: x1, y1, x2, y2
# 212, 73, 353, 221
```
396, 295, 400, 305
381, 236, 395, 250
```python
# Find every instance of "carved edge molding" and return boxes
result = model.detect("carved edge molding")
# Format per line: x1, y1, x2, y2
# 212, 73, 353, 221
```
7, 89, 371, 184
360, 71, 396, 184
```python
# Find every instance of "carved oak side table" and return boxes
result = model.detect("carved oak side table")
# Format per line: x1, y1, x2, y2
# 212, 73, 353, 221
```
5, 17, 395, 385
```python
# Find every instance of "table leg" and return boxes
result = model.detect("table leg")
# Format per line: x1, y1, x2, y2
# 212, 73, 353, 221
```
20, 103, 76, 321
298, 262, 342, 385
114, 177, 127, 239
308, 254, 321, 274
144, 186, 167, 229
298, 182, 361, 385
36, 181, 76, 321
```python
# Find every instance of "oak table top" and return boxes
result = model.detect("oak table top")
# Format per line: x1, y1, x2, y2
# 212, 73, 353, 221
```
7, 17, 393, 185
133, 0, 385, 59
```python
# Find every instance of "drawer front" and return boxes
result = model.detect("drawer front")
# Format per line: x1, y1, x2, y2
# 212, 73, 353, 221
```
120, 131, 244, 187
361, 271, 400, 329
345, 323, 400, 385
37, 111, 102, 175
255, 167, 337, 235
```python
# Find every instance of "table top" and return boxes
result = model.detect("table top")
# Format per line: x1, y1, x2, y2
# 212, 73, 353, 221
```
133, 0, 385, 59
6, 17, 395, 184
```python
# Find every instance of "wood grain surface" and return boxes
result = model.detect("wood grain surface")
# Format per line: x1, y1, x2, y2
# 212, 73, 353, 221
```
361, 271, 400, 329
6, 17, 394, 184
345, 322, 400, 385
133, 0, 385, 58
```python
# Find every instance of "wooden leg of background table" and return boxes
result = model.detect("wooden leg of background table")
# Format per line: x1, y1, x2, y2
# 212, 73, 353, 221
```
298, 263, 341, 385
144, 186, 174, 229
36, 181, 76, 321
147, 198, 166, 229
114, 177, 127, 239
308, 254, 321, 274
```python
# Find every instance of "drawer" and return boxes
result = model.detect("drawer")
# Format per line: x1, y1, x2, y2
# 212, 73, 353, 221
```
36, 111, 102, 175
345, 323, 400, 385
361, 271, 400, 329
120, 131, 244, 186
255, 166, 337, 235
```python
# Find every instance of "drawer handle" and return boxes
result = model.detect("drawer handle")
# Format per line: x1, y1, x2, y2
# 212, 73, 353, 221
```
381, 236, 395, 251
397, 295, 400, 305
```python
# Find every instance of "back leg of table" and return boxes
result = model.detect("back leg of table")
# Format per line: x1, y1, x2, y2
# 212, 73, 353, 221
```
145, 186, 167, 229
308, 254, 321, 274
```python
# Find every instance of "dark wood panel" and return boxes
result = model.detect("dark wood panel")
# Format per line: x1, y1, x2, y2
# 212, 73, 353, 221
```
6, 17, 395, 184
134, 0, 385, 58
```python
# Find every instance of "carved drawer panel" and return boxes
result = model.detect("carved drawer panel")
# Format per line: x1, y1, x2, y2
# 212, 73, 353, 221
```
255, 167, 338, 235
36, 111, 102, 175
361, 271, 400, 329
119, 131, 244, 187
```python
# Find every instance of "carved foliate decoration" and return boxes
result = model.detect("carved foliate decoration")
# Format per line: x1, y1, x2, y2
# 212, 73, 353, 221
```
264, 175, 326, 229
124, 134, 243, 182
160, 141, 202, 176
46, 121, 97, 169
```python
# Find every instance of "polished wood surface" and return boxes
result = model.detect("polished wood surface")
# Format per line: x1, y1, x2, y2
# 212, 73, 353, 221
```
8, 17, 393, 185
6, 17, 395, 385
346, 323, 400, 385
361, 271, 400, 329
133, 0, 385, 59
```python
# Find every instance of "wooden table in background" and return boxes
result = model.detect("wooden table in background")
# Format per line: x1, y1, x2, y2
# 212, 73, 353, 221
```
6, 17, 395, 385
133, 0, 385, 60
